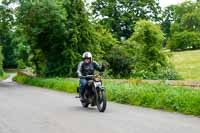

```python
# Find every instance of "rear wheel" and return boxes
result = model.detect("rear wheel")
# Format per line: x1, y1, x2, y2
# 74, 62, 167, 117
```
96, 89, 107, 112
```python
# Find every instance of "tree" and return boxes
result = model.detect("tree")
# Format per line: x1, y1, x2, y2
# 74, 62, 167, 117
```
92, 0, 161, 40
125, 20, 173, 79
181, 10, 200, 32
173, 1, 196, 23
17, 0, 67, 76
93, 24, 119, 58
0, 0, 17, 68
63, 0, 98, 76
169, 31, 200, 50
63, 0, 118, 76
16, 0, 113, 77
105, 45, 134, 78
160, 5, 174, 47
167, 1, 200, 51
12, 29, 31, 69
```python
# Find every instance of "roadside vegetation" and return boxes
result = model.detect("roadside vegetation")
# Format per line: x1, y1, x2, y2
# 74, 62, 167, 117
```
0, 73, 8, 80
1, 0, 200, 79
3, 0, 199, 79
14, 74, 200, 116
0, 46, 6, 79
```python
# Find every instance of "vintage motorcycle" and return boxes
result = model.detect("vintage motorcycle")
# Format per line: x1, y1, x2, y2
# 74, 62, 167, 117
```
77, 74, 107, 112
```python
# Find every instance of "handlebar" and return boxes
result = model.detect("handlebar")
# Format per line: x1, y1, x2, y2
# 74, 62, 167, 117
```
79, 73, 103, 79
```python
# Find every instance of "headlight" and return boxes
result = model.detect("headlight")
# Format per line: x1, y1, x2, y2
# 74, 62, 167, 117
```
94, 81, 102, 87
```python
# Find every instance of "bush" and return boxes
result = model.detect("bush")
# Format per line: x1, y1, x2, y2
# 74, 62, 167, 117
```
125, 20, 179, 79
14, 75, 200, 116
105, 46, 134, 78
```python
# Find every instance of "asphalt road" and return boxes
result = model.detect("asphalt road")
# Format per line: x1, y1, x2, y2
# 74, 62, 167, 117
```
0, 78, 200, 133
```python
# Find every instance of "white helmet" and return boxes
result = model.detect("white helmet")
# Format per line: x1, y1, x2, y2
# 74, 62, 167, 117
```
82, 52, 92, 60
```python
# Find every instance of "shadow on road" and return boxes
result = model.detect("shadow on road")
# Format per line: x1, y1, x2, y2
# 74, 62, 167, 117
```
69, 105, 101, 113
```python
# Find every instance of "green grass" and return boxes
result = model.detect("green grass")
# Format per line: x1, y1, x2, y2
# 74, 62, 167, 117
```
170, 50, 200, 80
13, 75, 200, 116
0, 73, 9, 80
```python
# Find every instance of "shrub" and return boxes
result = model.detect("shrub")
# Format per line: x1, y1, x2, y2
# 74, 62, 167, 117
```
105, 46, 134, 78
125, 20, 179, 79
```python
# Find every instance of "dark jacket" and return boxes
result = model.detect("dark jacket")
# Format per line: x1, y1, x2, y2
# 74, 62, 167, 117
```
77, 61, 104, 77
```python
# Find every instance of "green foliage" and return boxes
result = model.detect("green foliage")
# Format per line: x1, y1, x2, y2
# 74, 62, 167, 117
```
125, 20, 177, 79
63, 0, 103, 77
105, 46, 134, 78
92, 0, 161, 40
167, 1, 200, 51
93, 24, 119, 56
0, 73, 8, 80
0, 1, 17, 68
0, 0, 182, 79
160, 5, 174, 47
103, 20, 179, 79
106, 82, 200, 115
169, 31, 200, 51
17, 0, 67, 76
13, 75, 78, 93
12, 29, 31, 69
14, 75, 200, 116
0, 46, 4, 76
16, 0, 115, 77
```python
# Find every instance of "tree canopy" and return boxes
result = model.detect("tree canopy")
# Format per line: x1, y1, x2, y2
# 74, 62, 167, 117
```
1, 0, 197, 79
162, 1, 200, 50
0, 1, 17, 68
92, 0, 161, 40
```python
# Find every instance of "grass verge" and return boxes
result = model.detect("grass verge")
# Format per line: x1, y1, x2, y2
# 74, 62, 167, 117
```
0, 73, 9, 80
13, 75, 200, 116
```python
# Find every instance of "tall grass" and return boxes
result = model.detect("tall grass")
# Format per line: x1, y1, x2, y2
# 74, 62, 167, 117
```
13, 75, 200, 116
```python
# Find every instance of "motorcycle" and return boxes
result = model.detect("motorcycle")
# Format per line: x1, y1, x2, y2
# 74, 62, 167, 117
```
76, 73, 107, 112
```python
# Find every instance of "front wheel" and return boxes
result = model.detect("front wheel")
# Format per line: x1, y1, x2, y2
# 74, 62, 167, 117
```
96, 89, 107, 112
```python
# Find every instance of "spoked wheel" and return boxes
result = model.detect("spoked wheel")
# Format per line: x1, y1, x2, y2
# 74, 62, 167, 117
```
96, 89, 107, 112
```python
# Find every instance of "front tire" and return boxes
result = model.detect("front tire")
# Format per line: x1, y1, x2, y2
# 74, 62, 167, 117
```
96, 89, 107, 112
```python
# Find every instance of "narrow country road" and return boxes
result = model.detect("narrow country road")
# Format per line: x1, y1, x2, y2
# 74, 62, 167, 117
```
0, 77, 200, 133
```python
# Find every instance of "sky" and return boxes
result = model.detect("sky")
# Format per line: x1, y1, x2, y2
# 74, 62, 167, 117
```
159, 0, 193, 8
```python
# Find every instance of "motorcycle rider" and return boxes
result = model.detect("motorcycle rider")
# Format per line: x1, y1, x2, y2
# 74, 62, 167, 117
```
77, 52, 105, 101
